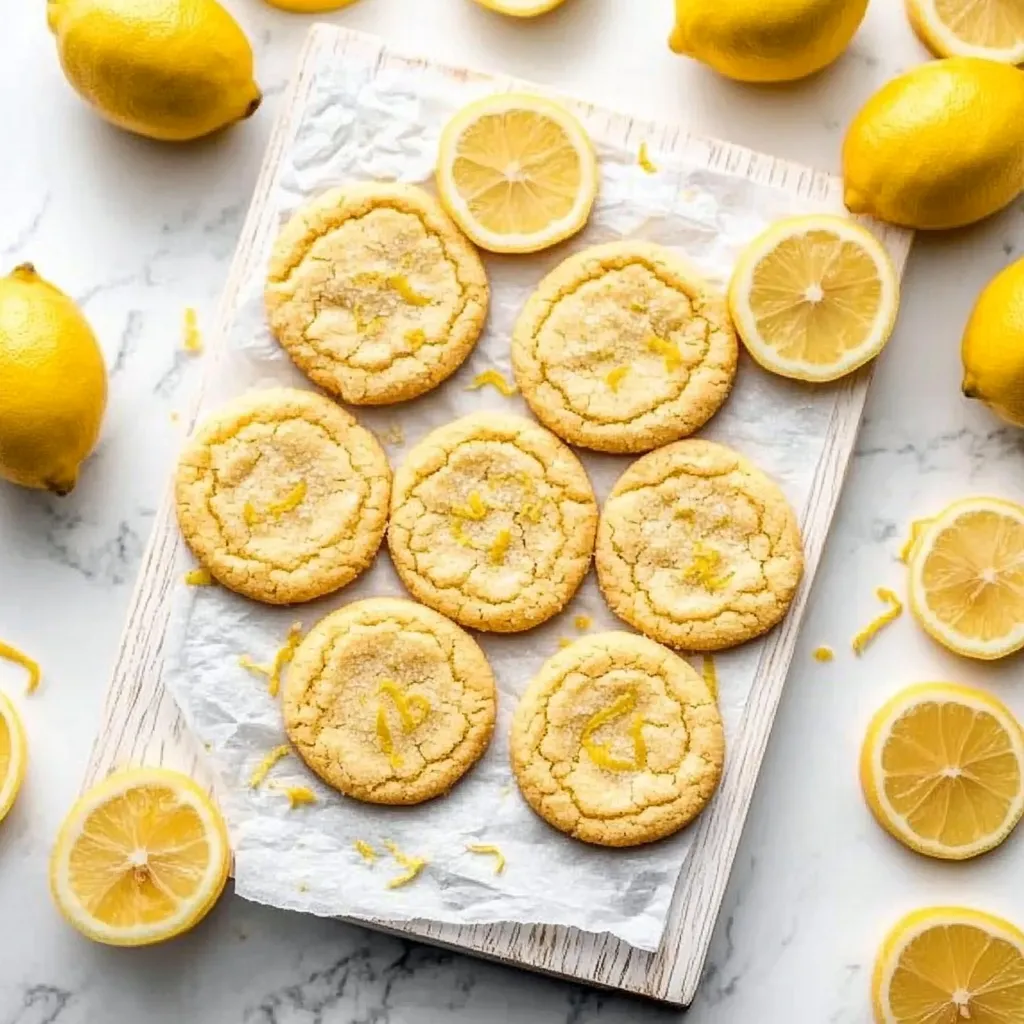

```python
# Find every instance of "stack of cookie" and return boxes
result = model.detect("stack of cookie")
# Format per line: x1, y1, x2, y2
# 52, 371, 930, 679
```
174, 159, 804, 849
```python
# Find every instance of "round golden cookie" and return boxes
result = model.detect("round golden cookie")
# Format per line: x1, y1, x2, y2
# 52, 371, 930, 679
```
387, 412, 598, 632
283, 598, 496, 804
596, 439, 803, 650
175, 388, 391, 605
510, 631, 724, 847
511, 241, 737, 453
264, 182, 489, 405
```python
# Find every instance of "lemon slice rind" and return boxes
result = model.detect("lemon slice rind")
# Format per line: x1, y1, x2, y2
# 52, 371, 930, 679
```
908, 496, 1024, 660
436, 92, 597, 254
49, 767, 230, 946
728, 214, 899, 383
906, 0, 1024, 64
861, 682, 1024, 860
0, 691, 26, 823
471, 0, 567, 15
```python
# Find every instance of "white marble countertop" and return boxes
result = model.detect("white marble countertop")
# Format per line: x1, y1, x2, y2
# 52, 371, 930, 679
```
2, 1, 1023, 1021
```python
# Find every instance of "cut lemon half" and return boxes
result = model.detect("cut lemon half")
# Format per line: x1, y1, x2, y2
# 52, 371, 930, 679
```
436, 92, 598, 254
727, 214, 899, 382
908, 496, 1024, 660
0, 690, 27, 823
860, 682, 1024, 860
906, 0, 1024, 64
470, 0, 568, 14
873, 906, 1024, 1024
50, 767, 230, 946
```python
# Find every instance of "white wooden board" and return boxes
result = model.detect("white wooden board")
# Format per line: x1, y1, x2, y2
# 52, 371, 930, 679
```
84, 25, 914, 1007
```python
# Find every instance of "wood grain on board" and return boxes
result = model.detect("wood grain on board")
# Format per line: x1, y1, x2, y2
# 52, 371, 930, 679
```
84, 25, 914, 1007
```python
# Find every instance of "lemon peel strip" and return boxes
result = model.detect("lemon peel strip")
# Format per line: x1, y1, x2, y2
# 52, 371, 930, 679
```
581, 688, 647, 772
488, 529, 512, 565
384, 841, 428, 888
467, 369, 517, 396
466, 844, 506, 874
354, 840, 378, 863
702, 654, 718, 700
268, 623, 303, 698
605, 366, 629, 391
899, 518, 932, 563
183, 307, 203, 353
272, 783, 317, 808
388, 274, 431, 306
813, 646, 835, 662
250, 745, 291, 789
452, 491, 489, 521
638, 141, 658, 174
852, 588, 903, 655
0, 640, 41, 694
185, 567, 214, 586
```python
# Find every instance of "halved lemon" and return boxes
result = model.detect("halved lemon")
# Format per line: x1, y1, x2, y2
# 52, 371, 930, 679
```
873, 906, 1024, 1024
727, 214, 899, 382
908, 496, 1024, 660
906, 0, 1024, 64
0, 690, 27, 823
50, 767, 230, 946
860, 682, 1024, 860
436, 92, 598, 254
470, 0, 568, 14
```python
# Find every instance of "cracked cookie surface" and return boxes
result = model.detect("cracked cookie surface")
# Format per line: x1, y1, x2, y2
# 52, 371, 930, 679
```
283, 598, 496, 804
174, 388, 391, 605
512, 241, 737, 453
265, 182, 489, 405
510, 631, 724, 847
596, 439, 803, 650
387, 412, 598, 632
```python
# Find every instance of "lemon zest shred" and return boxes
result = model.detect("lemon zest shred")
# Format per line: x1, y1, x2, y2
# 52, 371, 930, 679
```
0, 640, 41, 694
521, 502, 543, 523
268, 622, 303, 698
702, 654, 718, 701
238, 654, 271, 678
674, 507, 696, 522
249, 745, 291, 789
185, 567, 214, 586
354, 840, 378, 864
899, 518, 932, 563
243, 501, 258, 526
581, 688, 647, 772
452, 491, 490, 521
852, 588, 904, 655
605, 366, 630, 391
267, 481, 307, 518
646, 334, 682, 372
404, 327, 427, 350
183, 307, 203, 353
466, 844, 506, 875
388, 274, 431, 306
683, 543, 733, 591
489, 529, 512, 565
376, 706, 400, 768
574, 614, 592, 631
378, 680, 430, 732
558, 637, 574, 649
813, 646, 835, 663
384, 841, 428, 889
450, 520, 473, 547
467, 369, 517, 396
273, 783, 317, 809
629, 300, 646, 313
638, 141, 658, 174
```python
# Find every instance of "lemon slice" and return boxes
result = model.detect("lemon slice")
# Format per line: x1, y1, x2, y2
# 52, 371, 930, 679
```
873, 906, 1024, 1023
727, 214, 899, 382
470, 0, 567, 14
860, 682, 1024, 860
50, 767, 230, 946
908, 496, 1024, 660
436, 92, 598, 254
906, 0, 1024, 64
0, 691, 27, 823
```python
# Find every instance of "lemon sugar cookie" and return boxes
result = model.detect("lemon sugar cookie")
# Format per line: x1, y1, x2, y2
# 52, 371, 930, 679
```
387, 413, 598, 632
510, 632, 724, 846
596, 439, 803, 650
175, 388, 391, 605
283, 598, 496, 804
512, 241, 738, 453
265, 182, 489, 405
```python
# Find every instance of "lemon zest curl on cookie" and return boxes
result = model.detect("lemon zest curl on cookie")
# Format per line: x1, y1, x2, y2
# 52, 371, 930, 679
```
581, 688, 648, 772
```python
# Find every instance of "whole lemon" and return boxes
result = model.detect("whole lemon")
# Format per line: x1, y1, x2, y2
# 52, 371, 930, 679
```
47, 0, 261, 142
962, 257, 1024, 427
843, 58, 1024, 230
668, 0, 869, 83
0, 265, 107, 495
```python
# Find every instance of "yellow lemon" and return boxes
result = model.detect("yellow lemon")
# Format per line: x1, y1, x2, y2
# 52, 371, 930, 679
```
873, 906, 1024, 1024
469, 0, 567, 15
0, 264, 106, 495
48, 0, 261, 142
843, 58, 1024, 230
0, 691, 27, 825
50, 767, 230, 946
727, 214, 899, 382
962, 256, 1024, 427
436, 92, 597, 254
668, 0, 869, 83
906, 0, 1024, 64
263, 0, 359, 10
860, 682, 1024, 860
908, 496, 1024, 660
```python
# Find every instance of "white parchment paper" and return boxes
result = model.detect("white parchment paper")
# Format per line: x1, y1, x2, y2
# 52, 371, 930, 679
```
163, 36, 856, 951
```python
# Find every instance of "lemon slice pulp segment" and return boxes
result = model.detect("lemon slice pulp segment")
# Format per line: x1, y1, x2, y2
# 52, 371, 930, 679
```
873, 906, 1024, 1023
0, 690, 26, 823
727, 214, 899, 382
907, 0, 1024, 64
50, 767, 230, 946
860, 682, 1024, 860
908, 496, 1024, 660
436, 92, 597, 254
